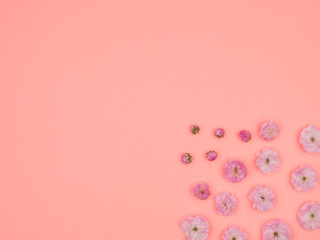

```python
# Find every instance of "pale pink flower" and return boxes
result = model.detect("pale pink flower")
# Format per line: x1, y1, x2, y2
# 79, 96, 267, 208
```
262, 219, 291, 240
297, 202, 320, 231
214, 128, 225, 138
215, 192, 237, 216
256, 149, 280, 174
181, 215, 209, 240
299, 125, 320, 154
239, 130, 251, 142
193, 182, 211, 200
181, 153, 192, 164
222, 226, 248, 240
249, 185, 275, 212
191, 125, 200, 134
206, 151, 217, 161
223, 160, 247, 183
260, 121, 279, 141
291, 166, 318, 192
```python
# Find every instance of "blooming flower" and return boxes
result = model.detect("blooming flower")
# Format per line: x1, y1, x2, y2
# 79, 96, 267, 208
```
260, 121, 279, 141
193, 182, 211, 200
222, 226, 248, 240
262, 219, 291, 240
297, 202, 320, 231
181, 153, 192, 164
299, 125, 320, 154
214, 128, 225, 138
249, 185, 275, 212
256, 149, 280, 174
239, 130, 251, 142
291, 166, 318, 192
180, 215, 209, 240
223, 160, 247, 183
206, 151, 217, 161
191, 125, 200, 135
215, 192, 237, 216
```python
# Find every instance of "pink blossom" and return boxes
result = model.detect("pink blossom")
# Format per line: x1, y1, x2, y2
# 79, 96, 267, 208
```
297, 202, 320, 231
222, 226, 248, 240
181, 153, 192, 164
291, 166, 318, 192
299, 125, 320, 154
239, 130, 251, 142
191, 125, 200, 135
249, 185, 275, 212
181, 215, 209, 240
256, 149, 280, 174
206, 151, 217, 161
223, 160, 247, 183
260, 121, 279, 141
193, 182, 211, 200
262, 219, 291, 240
214, 128, 225, 138
215, 192, 237, 216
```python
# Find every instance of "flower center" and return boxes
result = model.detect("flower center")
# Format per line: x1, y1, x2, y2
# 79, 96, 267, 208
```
273, 232, 279, 237
302, 176, 307, 181
311, 213, 315, 218
200, 190, 204, 194
232, 238, 236, 240
234, 167, 238, 173
265, 158, 270, 164
193, 227, 198, 231
260, 196, 265, 201
311, 137, 315, 142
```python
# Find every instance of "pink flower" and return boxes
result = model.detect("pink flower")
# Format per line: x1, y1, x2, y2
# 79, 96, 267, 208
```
191, 125, 200, 135
214, 128, 225, 138
299, 125, 320, 154
223, 160, 247, 183
222, 226, 248, 240
256, 149, 280, 174
291, 166, 318, 192
180, 215, 209, 240
215, 192, 237, 216
249, 185, 275, 212
297, 202, 320, 231
262, 219, 291, 240
260, 121, 279, 141
181, 153, 192, 164
193, 182, 211, 200
206, 151, 217, 161
239, 130, 251, 142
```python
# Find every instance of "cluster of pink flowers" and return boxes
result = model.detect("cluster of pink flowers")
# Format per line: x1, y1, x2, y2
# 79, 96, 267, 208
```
180, 122, 320, 240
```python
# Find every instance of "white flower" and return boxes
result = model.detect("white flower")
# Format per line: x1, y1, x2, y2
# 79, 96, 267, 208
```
291, 166, 318, 192
181, 216, 209, 240
299, 125, 320, 153
256, 149, 280, 174
222, 226, 248, 240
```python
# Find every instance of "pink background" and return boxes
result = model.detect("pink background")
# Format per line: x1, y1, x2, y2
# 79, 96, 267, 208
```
1, 0, 320, 239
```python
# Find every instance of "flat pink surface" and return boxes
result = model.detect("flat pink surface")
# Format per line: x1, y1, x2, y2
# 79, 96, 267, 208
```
1, 0, 320, 239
